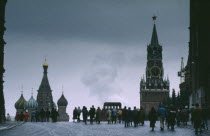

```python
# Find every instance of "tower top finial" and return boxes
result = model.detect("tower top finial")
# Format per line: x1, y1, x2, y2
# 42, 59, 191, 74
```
43, 58, 48, 67
152, 15, 157, 23
150, 16, 159, 45
21, 85, 23, 95
31, 88, 33, 96
62, 85, 64, 94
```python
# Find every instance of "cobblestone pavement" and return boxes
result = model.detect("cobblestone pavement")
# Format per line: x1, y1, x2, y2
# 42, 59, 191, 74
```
0, 121, 208, 136
0, 121, 24, 131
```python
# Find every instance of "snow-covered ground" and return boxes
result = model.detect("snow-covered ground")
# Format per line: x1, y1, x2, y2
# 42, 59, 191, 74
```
0, 121, 207, 136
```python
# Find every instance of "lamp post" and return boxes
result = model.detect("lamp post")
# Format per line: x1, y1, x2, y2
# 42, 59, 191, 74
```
0, 0, 7, 123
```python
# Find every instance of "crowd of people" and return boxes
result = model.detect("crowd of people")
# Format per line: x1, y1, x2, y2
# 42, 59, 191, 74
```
10, 103, 209, 135
15, 108, 59, 122
72, 104, 209, 135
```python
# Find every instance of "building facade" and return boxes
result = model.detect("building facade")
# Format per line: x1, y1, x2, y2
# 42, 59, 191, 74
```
187, 0, 210, 108
0, 0, 7, 123
140, 18, 170, 114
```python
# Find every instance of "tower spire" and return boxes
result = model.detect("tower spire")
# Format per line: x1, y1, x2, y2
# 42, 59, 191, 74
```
21, 85, 23, 95
31, 88, 33, 96
151, 16, 159, 45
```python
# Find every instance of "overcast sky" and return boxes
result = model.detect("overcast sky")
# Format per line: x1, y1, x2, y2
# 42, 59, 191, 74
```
4, 0, 189, 117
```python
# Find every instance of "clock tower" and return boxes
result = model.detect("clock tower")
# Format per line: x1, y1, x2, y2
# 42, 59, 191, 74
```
140, 17, 170, 114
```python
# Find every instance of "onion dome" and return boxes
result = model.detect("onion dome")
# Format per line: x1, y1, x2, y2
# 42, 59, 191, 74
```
26, 95, 38, 109
57, 93, 68, 106
15, 93, 27, 110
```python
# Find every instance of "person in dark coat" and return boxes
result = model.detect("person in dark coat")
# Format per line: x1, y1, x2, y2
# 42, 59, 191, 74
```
82, 106, 88, 124
73, 107, 78, 122
96, 107, 102, 124
35, 108, 40, 122
89, 105, 96, 124
181, 106, 189, 126
124, 107, 129, 128
77, 107, 82, 122
192, 103, 203, 135
128, 107, 133, 127
148, 107, 158, 131
45, 108, 51, 122
139, 107, 145, 126
31, 110, 36, 122
122, 106, 127, 123
132, 107, 139, 127
168, 106, 176, 131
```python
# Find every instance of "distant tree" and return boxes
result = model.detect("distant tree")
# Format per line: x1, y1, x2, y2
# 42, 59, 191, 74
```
176, 92, 180, 107
172, 89, 176, 106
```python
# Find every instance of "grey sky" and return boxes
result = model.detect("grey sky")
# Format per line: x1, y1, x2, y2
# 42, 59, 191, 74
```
4, 0, 189, 117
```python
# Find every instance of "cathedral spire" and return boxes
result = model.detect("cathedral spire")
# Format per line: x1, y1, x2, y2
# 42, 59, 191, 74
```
38, 59, 51, 91
151, 16, 159, 45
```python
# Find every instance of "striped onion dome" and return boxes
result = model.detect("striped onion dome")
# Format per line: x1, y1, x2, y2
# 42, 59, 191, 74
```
57, 94, 68, 106
15, 93, 27, 110
26, 95, 38, 109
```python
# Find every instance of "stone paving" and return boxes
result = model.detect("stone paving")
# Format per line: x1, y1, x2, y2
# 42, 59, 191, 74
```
0, 121, 209, 136
0, 121, 24, 131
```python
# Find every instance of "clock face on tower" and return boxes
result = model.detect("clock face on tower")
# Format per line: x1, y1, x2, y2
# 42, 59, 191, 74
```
150, 66, 161, 78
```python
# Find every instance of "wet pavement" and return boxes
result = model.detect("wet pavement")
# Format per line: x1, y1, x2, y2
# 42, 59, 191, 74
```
0, 121, 208, 136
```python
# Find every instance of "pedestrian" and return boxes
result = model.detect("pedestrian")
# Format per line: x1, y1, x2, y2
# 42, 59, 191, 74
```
112, 108, 118, 124
128, 107, 133, 127
192, 103, 202, 135
132, 107, 138, 127
46, 108, 51, 122
158, 105, 167, 131
89, 105, 96, 124
123, 107, 129, 128
168, 106, 176, 131
139, 107, 145, 126
96, 107, 102, 124
15, 112, 20, 121
190, 104, 195, 125
77, 107, 82, 122
35, 108, 40, 122
122, 106, 127, 124
82, 106, 88, 124
106, 109, 112, 124
6, 113, 11, 121
24, 111, 30, 122
165, 105, 170, 128
181, 106, 189, 125
148, 107, 158, 131
31, 110, 36, 122
118, 109, 122, 123
202, 105, 209, 130
19, 112, 25, 121
176, 108, 181, 127
73, 107, 78, 122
